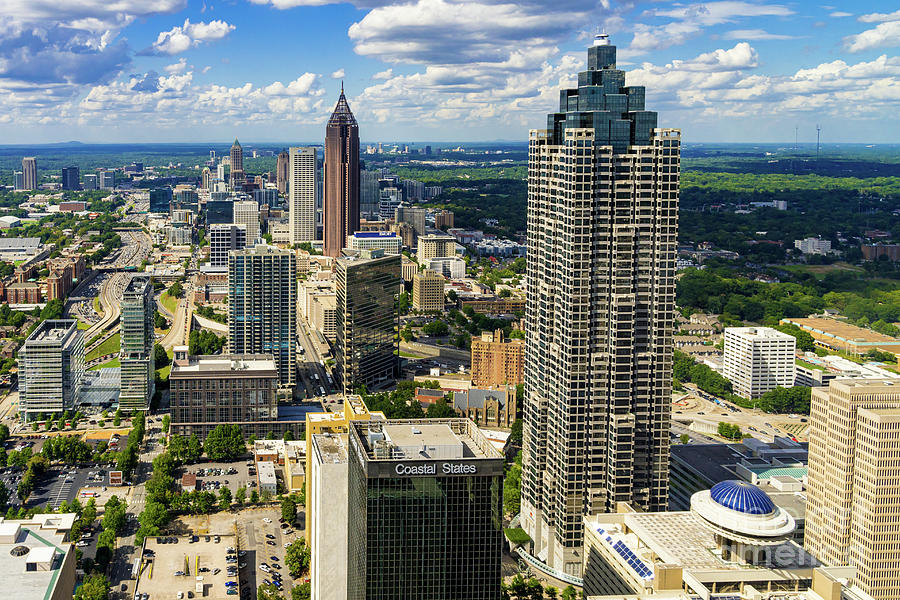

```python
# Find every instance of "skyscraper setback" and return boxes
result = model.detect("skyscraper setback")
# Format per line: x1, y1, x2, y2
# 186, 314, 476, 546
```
324, 86, 360, 258
520, 34, 680, 576
230, 138, 245, 188
289, 146, 317, 243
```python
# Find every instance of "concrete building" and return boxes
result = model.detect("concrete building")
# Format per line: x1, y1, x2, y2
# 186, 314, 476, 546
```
394, 205, 426, 239
346, 419, 504, 600
0, 515, 78, 600
308, 293, 337, 341
99, 169, 114, 190
257, 460, 277, 495
13, 171, 24, 191
19, 320, 83, 419
427, 256, 466, 279
335, 249, 400, 393
169, 347, 303, 438
412, 269, 444, 312
228, 244, 296, 390
781, 316, 900, 357
234, 200, 260, 243
82, 173, 98, 190
209, 223, 247, 268
795, 237, 832, 255
434, 209, 454, 230
471, 328, 525, 387
119, 276, 155, 411
521, 35, 679, 576
806, 379, 900, 600
417, 234, 457, 261
22, 157, 37, 190
309, 433, 350, 600
346, 231, 401, 255
324, 88, 360, 258
289, 146, 317, 243
401, 254, 417, 282
723, 327, 796, 399
276, 150, 289, 195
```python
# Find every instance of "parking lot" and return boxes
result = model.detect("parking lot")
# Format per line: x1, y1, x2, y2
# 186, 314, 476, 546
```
0, 467, 24, 508
134, 534, 240, 600
179, 460, 258, 495
26, 466, 117, 510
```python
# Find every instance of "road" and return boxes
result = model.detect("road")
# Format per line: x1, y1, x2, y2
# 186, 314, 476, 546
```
295, 314, 334, 401
160, 282, 192, 349
84, 272, 127, 343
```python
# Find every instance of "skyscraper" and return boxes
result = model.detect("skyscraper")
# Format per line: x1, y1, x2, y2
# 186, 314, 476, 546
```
324, 86, 360, 257
230, 139, 245, 188
61, 166, 79, 190
335, 249, 399, 393
22, 157, 37, 190
228, 244, 296, 390
234, 200, 260, 243
201, 166, 211, 190
520, 34, 680, 576
120, 276, 155, 411
276, 150, 290, 195
99, 170, 114, 190
806, 379, 900, 599
19, 320, 84, 419
289, 147, 317, 243
209, 223, 247, 268
13, 171, 24, 191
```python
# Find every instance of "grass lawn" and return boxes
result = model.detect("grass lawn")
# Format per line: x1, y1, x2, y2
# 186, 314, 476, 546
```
159, 292, 177, 314
89, 357, 120, 371
779, 262, 864, 280
86, 332, 120, 362
77, 320, 90, 330
93, 296, 103, 316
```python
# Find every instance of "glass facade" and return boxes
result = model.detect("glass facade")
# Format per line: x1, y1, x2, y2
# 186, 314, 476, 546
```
206, 199, 234, 226
120, 276, 155, 411
149, 188, 173, 214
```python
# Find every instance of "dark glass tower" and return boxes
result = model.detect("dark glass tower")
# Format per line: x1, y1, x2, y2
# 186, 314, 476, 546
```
520, 34, 680, 576
230, 138, 245, 188
324, 86, 360, 258
120, 276, 155, 411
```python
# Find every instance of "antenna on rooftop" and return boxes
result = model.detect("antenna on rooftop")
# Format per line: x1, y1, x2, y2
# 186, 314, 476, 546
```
816, 124, 822, 163
594, 32, 610, 46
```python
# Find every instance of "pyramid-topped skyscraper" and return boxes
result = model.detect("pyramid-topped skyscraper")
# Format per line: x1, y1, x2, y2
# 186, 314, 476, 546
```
230, 138, 244, 188
324, 85, 360, 258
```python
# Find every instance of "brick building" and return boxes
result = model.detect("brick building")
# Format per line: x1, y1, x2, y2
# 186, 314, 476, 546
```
471, 328, 524, 387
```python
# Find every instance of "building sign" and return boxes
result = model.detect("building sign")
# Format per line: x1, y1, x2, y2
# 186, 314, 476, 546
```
394, 463, 477, 476
109, 470, 123, 485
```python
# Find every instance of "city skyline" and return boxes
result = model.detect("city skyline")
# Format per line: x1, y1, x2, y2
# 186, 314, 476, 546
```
0, 1, 898, 144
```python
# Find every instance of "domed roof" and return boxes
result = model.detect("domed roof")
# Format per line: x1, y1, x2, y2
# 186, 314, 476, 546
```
710, 480, 776, 515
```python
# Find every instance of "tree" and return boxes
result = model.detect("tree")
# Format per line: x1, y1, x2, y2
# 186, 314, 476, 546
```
257, 583, 284, 600
218, 486, 232, 510
168, 281, 183, 298
162, 414, 171, 433
503, 451, 522, 515
74, 573, 110, 600
291, 583, 311, 600
561, 586, 578, 600
234, 486, 246, 506
509, 419, 522, 445
0, 482, 8, 511
718, 422, 742, 440
250, 489, 259, 504
0, 424, 9, 443
154, 344, 170, 368
113, 409, 122, 427
680, 433, 690, 444
422, 320, 449, 336
426, 397, 456, 418
204, 424, 245, 461
285, 540, 311, 578
281, 496, 297, 524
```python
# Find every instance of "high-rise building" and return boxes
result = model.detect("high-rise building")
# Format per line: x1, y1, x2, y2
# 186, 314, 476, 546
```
411, 269, 444, 312
471, 328, 525, 387
416, 234, 456, 261
209, 224, 247, 268
206, 199, 234, 226
230, 139, 245, 188
335, 249, 400, 393
723, 327, 796, 399
61, 166, 79, 190
82, 173, 98, 190
806, 379, 900, 599
289, 147, 317, 243
434, 210, 454, 230
324, 86, 360, 257
22, 157, 37, 190
234, 200, 260, 243
252, 188, 279, 209
394, 205, 426, 240
346, 231, 401, 255
119, 276, 155, 411
228, 244, 296, 390
149, 188, 173, 214
99, 170, 114, 190
201, 166, 211, 190
359, 169, 380, 219
277, 150, 290, 195
19, 320, 84, 419
520, 34, 680, 576
346, 419, 504, 600
13, 171, 24, 191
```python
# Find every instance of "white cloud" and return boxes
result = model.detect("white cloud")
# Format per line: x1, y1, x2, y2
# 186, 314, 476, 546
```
331, 69, 345, 79
723, 29, 796, 40
858, 10, 900, 23
164, 59, 189, 74
372, 68, 393, 79
829, 11, 852, 18
149, 19, 236, 55
844, 21, 900, 53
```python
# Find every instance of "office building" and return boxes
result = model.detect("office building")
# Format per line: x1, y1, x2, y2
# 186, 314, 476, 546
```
412, 269, 444, 312
781, 316, 900, 357
394, 205, 426, 239
99, 169, 114, 190
426, 256, 465, 279
149, 188, 172, 214
520, 34, 679, 576
276, 150, 290, 195
200, 166, 211, 190
208, 223, 247, 268
806, 379, 900, 599
360, 169, 380, 218
119, 276, 155, 411
206, 199, 234, 226
471, 328, 524, 387
13, 171, 24, 191
794, 237, 832, 255
253, 188, 278, 208
0, 515, 79, 600
324, 86, 360, 257
346, 231, 401, 255
310, 432, 350, 600
434, 210, 454, 230
335, 249, 400, 393
169, 347, 304, 438
60, 166, 79, 190
228, 244, 296, 389
378, 188, 402, 221
723, 327, 796, 399
416, 234, 456, 261
19, 320, 84, 419
22, 157, 37, 190
234, 200, 260, 243
230, 139, 244, 188
346, 419, 504, 600
308, 293, 337, 341
289, 146, 317, 243
82, 173, 98, 190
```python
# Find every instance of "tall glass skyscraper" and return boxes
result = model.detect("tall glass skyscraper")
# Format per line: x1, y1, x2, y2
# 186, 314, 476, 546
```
324, 86, 360, 257
228, 244, 296, 390
520, 34, 680, 576
230, 138, 245, 188
119, 276, 155, 411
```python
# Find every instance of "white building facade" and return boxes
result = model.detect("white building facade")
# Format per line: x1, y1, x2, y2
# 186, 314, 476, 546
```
723, 327, 796, 399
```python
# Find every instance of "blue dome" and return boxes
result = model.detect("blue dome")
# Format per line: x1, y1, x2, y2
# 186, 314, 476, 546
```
709, 480, 776, 515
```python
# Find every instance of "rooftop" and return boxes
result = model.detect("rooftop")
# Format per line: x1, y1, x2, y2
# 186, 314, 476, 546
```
27, 319, 77, 344
171, 354, 277, 374
725, 326, 795, 341
0, 516, 74, 600
351, 419, 502, 461
312, 433, 349, 465
782, 316, 900, 347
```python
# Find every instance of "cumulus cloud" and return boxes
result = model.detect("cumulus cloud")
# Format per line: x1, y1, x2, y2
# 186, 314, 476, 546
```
164, 59, 189, 75
331, 69, 345, 79
844, 21, 900, 53
723, 29, 796, 40
147, 19, 236, 55
372, 68, 393, 79
858, 10, 900, 23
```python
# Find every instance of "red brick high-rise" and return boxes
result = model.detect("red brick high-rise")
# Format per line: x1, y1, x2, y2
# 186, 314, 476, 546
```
324, 86, 359, 258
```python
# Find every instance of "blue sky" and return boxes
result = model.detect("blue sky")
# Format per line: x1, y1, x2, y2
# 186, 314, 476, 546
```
1, 0, 899, 144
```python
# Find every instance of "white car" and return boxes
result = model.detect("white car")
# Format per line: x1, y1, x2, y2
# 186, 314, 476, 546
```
262, 518, 272, 524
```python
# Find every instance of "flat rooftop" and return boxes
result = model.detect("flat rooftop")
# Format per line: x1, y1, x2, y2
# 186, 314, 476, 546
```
312, 433, 349, 465
783, 317, 900, 347
136, 535, 239, 600
28, 319, 77, 343
351, 419, 502, 461
0, 517, 73, 600
171, 354, 277, 374
726, 326, 795, 341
